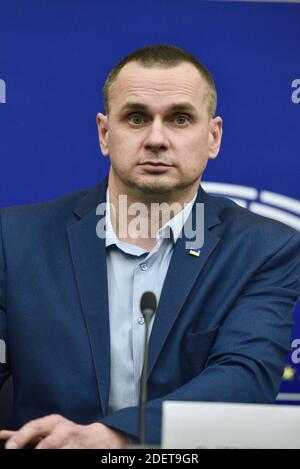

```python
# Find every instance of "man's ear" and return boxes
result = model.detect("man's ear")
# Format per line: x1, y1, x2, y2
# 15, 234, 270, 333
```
208, 116, 223, 160
96, 112, 109, 156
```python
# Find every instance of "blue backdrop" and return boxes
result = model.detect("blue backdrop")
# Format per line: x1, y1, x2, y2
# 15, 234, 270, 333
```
0, 0, 299, 406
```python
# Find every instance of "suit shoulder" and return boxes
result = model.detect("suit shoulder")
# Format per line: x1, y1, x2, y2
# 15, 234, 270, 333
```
206, 192, 300, 245
0, 187, 90, 225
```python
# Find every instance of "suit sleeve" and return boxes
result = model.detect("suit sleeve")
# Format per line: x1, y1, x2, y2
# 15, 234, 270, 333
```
0, 209, 11, 389
100, 232, 300, 445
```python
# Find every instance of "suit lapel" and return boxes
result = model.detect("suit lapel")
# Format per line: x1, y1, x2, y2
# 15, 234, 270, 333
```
67, 179, 110, 415
147, 188, 222, 377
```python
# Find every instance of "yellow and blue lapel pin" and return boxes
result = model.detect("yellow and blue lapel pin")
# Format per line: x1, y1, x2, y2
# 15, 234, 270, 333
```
189, 248, 201, 257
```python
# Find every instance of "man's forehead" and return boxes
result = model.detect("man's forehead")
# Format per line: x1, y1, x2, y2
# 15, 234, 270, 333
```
109, 62, 207, 107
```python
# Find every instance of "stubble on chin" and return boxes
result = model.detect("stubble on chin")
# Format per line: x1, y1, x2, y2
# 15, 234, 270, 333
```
126, 175, 179, 195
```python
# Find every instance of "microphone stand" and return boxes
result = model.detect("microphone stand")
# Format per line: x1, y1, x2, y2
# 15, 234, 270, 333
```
126, 291, 159, 449
139, 307, 154, 445
127, 292, 159, 449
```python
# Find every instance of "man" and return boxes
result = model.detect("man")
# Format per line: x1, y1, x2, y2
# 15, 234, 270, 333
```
0, 45, 300, 449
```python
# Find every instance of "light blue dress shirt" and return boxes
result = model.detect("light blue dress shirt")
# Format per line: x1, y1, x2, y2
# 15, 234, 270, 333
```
105, 189, 197, 412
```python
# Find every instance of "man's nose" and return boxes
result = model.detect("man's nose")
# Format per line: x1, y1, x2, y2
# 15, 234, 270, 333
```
144, 120, 169, 152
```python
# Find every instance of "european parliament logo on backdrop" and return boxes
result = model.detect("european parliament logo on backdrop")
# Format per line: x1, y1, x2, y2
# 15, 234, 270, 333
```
202, 182, 300, 231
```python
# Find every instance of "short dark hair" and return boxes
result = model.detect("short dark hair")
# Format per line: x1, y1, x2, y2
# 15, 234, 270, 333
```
103, 44, 217, 118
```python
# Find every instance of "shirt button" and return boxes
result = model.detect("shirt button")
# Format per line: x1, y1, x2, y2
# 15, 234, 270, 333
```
140, 263, 148, 271
137, 317, 145, 325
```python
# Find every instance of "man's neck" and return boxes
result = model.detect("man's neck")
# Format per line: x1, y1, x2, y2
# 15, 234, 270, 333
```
107, 174, 199, 251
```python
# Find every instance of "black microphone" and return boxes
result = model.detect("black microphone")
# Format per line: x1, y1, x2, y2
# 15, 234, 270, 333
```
139, 291, 157, 445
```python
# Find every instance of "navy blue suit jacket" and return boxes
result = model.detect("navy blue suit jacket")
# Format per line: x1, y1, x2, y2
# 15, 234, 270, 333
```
0, 178, 300, 444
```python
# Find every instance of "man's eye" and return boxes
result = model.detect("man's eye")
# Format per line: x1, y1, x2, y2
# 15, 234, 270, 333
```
174, 114, 189, 125
128, 114, 145, 125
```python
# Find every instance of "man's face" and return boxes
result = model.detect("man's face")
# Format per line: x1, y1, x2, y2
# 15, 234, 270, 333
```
97, 61, 222, 196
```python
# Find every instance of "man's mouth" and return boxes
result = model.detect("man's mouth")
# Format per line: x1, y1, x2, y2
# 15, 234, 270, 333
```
140, 161, 172, 167
138, 161, 173, 173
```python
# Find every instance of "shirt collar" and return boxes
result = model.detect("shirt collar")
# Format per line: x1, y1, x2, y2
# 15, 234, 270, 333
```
105, 188, 197, 248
